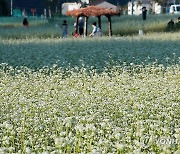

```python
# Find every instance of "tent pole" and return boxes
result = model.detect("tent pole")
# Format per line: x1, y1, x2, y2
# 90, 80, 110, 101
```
107, 15, 112, 36
75, 16, 79, 34
97, 16, 101, 29
84, 16, 88, 37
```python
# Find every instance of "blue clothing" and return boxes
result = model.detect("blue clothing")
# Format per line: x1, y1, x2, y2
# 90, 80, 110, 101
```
93, 27, 101, 36
78, 20, 84, 29
61, 23, 68, 37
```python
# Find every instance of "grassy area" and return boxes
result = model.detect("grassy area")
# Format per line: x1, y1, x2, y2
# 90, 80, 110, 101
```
110, 14, 180, 35
0, 14, 180, 38
0, 17, 47, 27
0, 33, 180, 70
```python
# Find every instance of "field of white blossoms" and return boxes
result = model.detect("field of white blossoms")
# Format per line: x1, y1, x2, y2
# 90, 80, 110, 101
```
0, 32, 180, 153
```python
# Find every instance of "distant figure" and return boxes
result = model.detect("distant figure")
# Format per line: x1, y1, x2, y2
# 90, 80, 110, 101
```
89, 22, 97, 37
175, 17, 180, 30
89, 22, 102, 37
78, 17, 84, 36
142, 6, 147, 21
23, 18, 29, 27
178, 17, 180, 23
167, 19, 174, 31
61, 20, 68, 38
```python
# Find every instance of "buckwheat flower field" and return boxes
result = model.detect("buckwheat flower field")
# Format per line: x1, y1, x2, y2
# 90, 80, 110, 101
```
0, 32, 180, 153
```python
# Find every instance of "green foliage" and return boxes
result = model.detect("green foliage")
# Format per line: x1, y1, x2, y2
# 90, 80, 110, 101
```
152, 0, 167, 6
0, 0, 9, 16
89, 0, 97, 3
152, 0, 180, 6
44, 0, 79, 15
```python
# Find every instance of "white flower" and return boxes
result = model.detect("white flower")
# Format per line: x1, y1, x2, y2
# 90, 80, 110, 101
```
25, 147, 31, 154
115, 143, 124, 150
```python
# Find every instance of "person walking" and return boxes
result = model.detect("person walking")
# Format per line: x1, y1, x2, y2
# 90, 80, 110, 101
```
89, 22, 97, 37
61, 20, 68, 38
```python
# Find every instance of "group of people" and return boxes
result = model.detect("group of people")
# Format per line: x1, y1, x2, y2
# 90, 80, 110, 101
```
61, 17, 102, 38
23, 14, 180, 37
23, 17, 102, 38
167, 17, 180, 31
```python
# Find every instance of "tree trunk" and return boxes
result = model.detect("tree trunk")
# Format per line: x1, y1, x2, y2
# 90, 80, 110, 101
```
75, 16, 79, 34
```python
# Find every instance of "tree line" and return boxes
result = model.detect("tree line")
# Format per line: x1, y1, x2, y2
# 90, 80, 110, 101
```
0, 0, 9, 16
0, 0, 180, 16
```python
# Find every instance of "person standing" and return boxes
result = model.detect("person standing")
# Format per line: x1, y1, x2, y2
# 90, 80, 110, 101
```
61, 20, 68, 38
23, 18, 29, 27
78, 17, 84, 36
167, 19, 174, 31
142, 6, 147, 21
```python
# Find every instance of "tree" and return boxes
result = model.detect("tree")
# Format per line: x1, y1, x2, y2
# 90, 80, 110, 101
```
89, 0, 130, 6
152, 0, 167, 6
89, 0, 97, 3
45, 0, 59, 16
45, 0, 79, 16
0, 0, 9, 16
151, 0, 180, 6
151, 0, 180, 13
